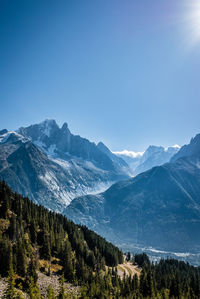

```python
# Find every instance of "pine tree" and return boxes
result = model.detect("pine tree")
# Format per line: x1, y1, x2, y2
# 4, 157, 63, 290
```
0, 188, 9, 218
29, 220, 37, 244
27, 255, 38, 284
8, 216, 17, 241
146, 268, 155, 297
40, 232, 51, 260
126, 252, 131, 261
47, 285, 55, 299
62, 240, 74, 282
16, 239, 26, 277
28, 277, 41, 299
0, 238, 11, 276
4, 258, 16, 299
58, 274, 66, 299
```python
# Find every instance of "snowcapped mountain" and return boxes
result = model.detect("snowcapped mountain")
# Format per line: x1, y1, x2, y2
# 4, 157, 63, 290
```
18, 120, 130, 175
134, 145, 180, 175
64, 133, 200, 252
113, 145, 180, 175
0, 120, 131, 212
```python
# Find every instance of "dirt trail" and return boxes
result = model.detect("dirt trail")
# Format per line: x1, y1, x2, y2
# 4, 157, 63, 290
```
117, 257, 141, 279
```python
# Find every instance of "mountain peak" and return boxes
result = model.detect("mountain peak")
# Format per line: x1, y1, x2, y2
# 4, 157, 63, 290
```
0, 129, 8, 135
0, 131, 28, 144
39, 119, 58, 135
146, 145, 164, 152
39, 119, 57, 126
190, 133, 200, 144
97, 141, 109, 150
61, 122, 69, 131
171, 133, 200, 162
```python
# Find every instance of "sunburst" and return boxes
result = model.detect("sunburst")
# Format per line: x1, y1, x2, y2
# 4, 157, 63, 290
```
184, 0, 200, 47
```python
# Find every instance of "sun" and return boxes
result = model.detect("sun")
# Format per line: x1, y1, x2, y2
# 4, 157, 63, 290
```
185, 0, 200, 47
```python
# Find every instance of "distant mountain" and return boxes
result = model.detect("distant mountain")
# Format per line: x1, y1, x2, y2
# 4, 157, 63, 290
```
113, 145, 180, 175
112, 150, 143, 174
0, 120, 131, 212
64, 134, 200, 252
134, 145, 180, 175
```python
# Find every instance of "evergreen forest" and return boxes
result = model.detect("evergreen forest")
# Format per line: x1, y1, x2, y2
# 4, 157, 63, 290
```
0, 181, 200, 298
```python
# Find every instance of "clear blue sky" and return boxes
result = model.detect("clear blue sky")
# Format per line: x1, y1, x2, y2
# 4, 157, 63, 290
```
1, 0, 200, 151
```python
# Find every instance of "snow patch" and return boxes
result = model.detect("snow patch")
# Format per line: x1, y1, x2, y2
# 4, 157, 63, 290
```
43, 157, 113, 205
39, 169, 113, 207
83, 161, 106, 173
0, 131, 27, 144
39, 171, 72, 206
47, 144, 57, 156
51, 158, 71, 169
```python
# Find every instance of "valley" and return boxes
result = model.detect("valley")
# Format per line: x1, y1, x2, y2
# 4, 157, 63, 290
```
1, 120, 200, 262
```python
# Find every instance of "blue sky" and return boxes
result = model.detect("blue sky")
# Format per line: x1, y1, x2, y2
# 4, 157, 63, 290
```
1, 0, 200, 151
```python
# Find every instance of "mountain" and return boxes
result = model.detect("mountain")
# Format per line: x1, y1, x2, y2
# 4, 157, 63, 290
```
171, 134, 200, 162
0, 121, 131, 212
18, 120, 129, 174
64, 134, 200, 252
97, 142, 132, 176
134, 145, 180, 175
114, 145, 180, 175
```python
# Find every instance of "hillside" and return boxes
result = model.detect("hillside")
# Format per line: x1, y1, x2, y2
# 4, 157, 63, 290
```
0, 181, 123, 298
1, 181, 200, 298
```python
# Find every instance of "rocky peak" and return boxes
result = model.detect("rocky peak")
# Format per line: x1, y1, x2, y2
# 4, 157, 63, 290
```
38, 119, 59, 136
61, 122, 69, 131
171, 133, 200, 162
0, 131, 28, 144
140, 145, 164, 163
0, 129, 8, 135
97, 142, 110, 154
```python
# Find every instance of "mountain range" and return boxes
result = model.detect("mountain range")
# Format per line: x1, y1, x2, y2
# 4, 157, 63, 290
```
64, 134, 200, 253
2, 119, 200, 254
114, 145, 180, 175
0, 120, 130, 212
0, 119, 180, 213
